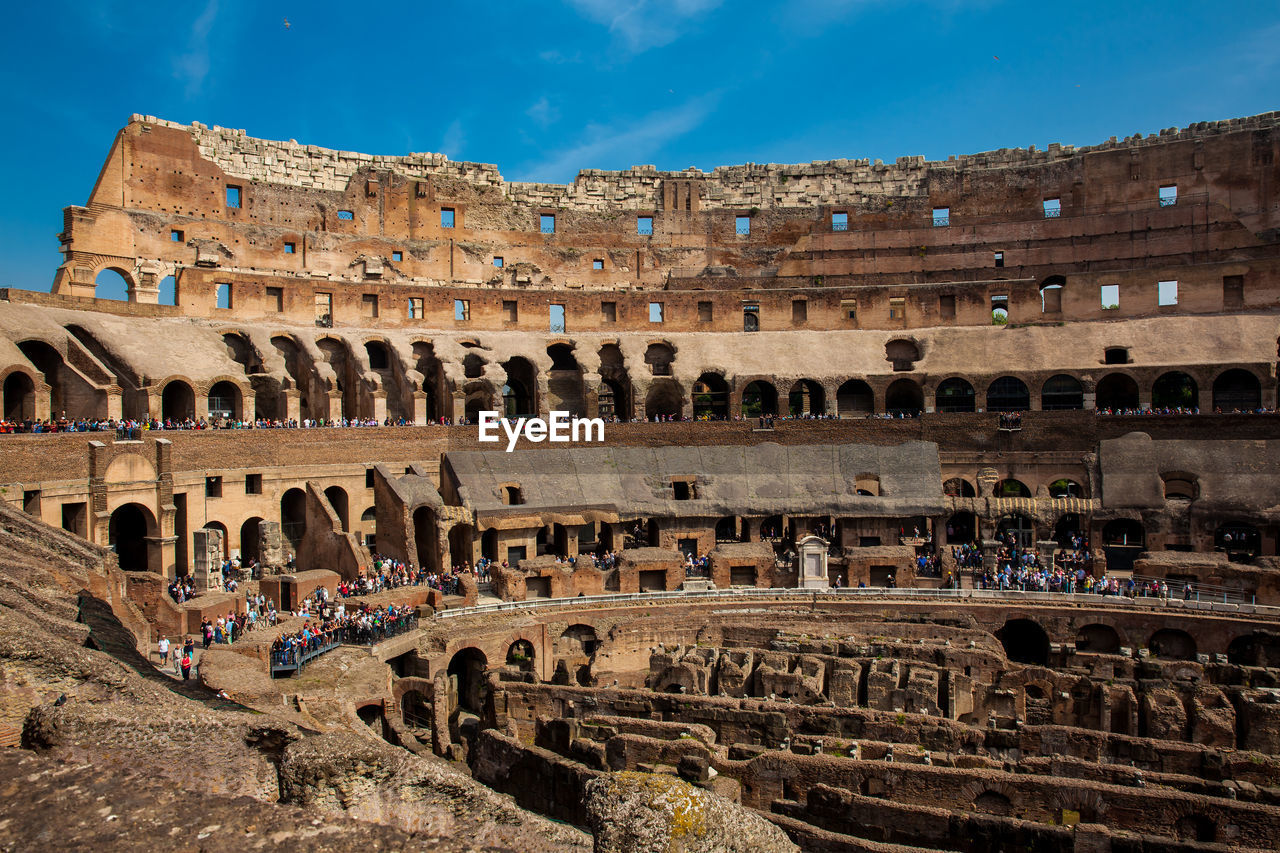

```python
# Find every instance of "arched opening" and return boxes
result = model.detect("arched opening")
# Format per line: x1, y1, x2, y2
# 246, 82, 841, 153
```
760, 514, 784, 541
324, 486, 349, 531
1101, 519, 1145, 571
1041, 374, 1084, 410
1039, 276, 1065, 313
463, 353, 486, 379
202, 521, 229, 561
447, 647, 489, 714
1227, 633, 1280, 667
885, 339, 920, 371
854, 474, 880, 496
715, 516, 738, 542
161, 380, 195, 422
317, 337, 356, 420
972, 790, 1014, 816
644, 379, 683, 419
108, 503, 154, 571
1075, 624, 1120, 654
1162, 472, 1198, 500
692, 373, 729, 420
787, 379, 825, 417
1152, 371, 1198, 410
359, 506, 376, 548
996, 513, 1036, 549
412, 341, 443, 421
945, 512, 976, 544
481, 528, 498, 561
935, 378, 975, 413
1149, 628, 1196, 660
836, 379, 874, 417
207, 380, 241, 420
741, 380, 778, 418
1095, 373, 1139, 411
996, 618, 1050, 665
94, 267, 131, 301
1215, 522, 1261, 558
987, 376, 1030, 412
502, 357, 537, 417
644, 342, 675, 376
413, 506, 440, 573
884, 378, 923, 416
1054, 513, 1082, 548
994, 479, 1031, 499
280, 488, 307, 551
464, 388, 490, 424
401, 689, 432, 730
18, 340, 74, 418
223, 334, 262, 374
1, 372, 35, 422
1213, 368, 1261, 412
158, 274, 177, 306
546, 343, 585, 416
239, 516, 262, 564
1048, 479, 1083, 498
364, 340, 389, 371
449, 523, 474, 569
943, 477, 976, 498
598, 344, 632, 421
506, 639, 536, 673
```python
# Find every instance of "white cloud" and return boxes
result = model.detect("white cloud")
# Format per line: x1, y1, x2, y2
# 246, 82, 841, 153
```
526, 96, 560, 128
565, 0, 722, 52
518, 91, 720, 181
173, 0, 219, 98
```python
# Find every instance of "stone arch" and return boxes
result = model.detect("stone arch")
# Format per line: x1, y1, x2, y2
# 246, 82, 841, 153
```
885, 338, 920, 371
17, 340, 72, 417
481, 527, 499, 561
997, 618, 1050, 665
836, 379, 874, 417
935, 377, 975, 413
692, 372, 730, 420
448, 523, 474, 569
280, 487, 307, 550
644, 379, 684, 419
240, 516, 263, 564
598, 343, 631, 420
501, 357, 537, 417
506, 638, 536, 673
884, 378, 923, 415
643, 341, 676, 376
108, 502, 158, 572
1039, 275, 1065, 313
987, 376, 1030, 412
1, 369, 36, 422
324, 485, 349, 532
447, 646, 489, 714
1213, 368, 1262, 411
994, 478, 1031, 498
161, 379, 196, 422
546, 343, 585, 416
1096, 372, 1140, 410
715, 516, 738, 542
787, 379, 825, 416
1149, 628, 1196, 660
740, 379, 778, 418
1047, 478, 1084, 498
203, 521, 229, 560
401, 688, 432, 729
412, 505, 440, 572
1075, 623, 1121, 654
1041, 374, 1084, 410
94, 266, 134, 301
1152, 371, 1199, 410
943, 477, 976, 497
207, 380, 242, 420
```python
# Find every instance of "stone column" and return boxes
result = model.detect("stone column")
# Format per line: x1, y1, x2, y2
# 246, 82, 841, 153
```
192, 528, 223, 591
412, 391, 428, 425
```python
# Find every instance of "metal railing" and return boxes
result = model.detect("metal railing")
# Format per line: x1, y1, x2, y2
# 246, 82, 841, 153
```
269, 612, 419, 676
433, 586, 1280, 620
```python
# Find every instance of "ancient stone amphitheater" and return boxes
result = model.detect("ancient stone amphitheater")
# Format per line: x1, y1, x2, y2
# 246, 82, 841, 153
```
1, 112, 1280, 851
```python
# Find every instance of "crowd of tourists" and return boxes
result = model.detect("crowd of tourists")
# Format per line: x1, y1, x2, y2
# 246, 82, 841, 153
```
269, 601, 417, 668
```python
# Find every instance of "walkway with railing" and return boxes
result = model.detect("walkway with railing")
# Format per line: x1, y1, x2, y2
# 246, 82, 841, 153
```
269, 612, 419, 677
433, 586, 1280, 621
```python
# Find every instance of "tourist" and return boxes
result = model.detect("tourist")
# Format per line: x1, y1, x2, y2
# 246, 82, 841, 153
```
157, 634, 170, 665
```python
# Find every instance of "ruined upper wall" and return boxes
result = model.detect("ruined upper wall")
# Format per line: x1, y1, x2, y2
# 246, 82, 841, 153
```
135, 111, 1280, 211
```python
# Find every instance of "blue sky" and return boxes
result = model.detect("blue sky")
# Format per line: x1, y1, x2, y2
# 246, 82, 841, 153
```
2, 0, 1277, 293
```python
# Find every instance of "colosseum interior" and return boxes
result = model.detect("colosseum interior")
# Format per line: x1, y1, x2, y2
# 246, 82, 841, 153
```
1, 111, 1280, 851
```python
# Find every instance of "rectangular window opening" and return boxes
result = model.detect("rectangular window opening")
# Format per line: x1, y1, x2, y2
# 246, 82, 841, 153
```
637, 216, 653, 235
1158, 280, 1178, 306
889, 297, 906, 320
991, 294, 1009, 325
1100, 284, 1120, 310
939, 294, 956, 319
994, 251, 1004, 268
698, 301, 713, 323
932, 207, 949, 227
225, 186, 241, 208
540, 213, 556, 234
792, 299, 807, 324
1159, 185, 1177, 207
601, 301, 617, 323
832, 212, 848, 232
841, 298, 858, 322
170, 229, 184, 242
245, 474, 262, 495
649, 302, 664, 323
366, 468, 375, 489
284, 242, 296, 254
735, 215, 751, 236
1043, 198, 1061, 218
1223, 275, 1244, 309
454, 299, 470, 322
315, 292, 333, 327
361, 293, 379, 318
592, 258, 604, 270
392, 251, 403, 262
550, 304, 566, 333
493, 256, 504, 268
743, 303, 760, 332
205, 476, 222, 498
215, 282, 232, 310
266, 286, 283, 312
337, 209, 354, 221
503, 300, 518, 323
441, 208, 455, 228
408, 297, 424, 320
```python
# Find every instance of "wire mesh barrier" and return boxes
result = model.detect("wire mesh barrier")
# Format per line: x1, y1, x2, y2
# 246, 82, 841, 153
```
269, 612, 419, 677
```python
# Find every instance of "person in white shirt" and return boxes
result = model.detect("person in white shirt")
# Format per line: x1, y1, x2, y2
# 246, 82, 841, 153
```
157, 635, 170, 665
